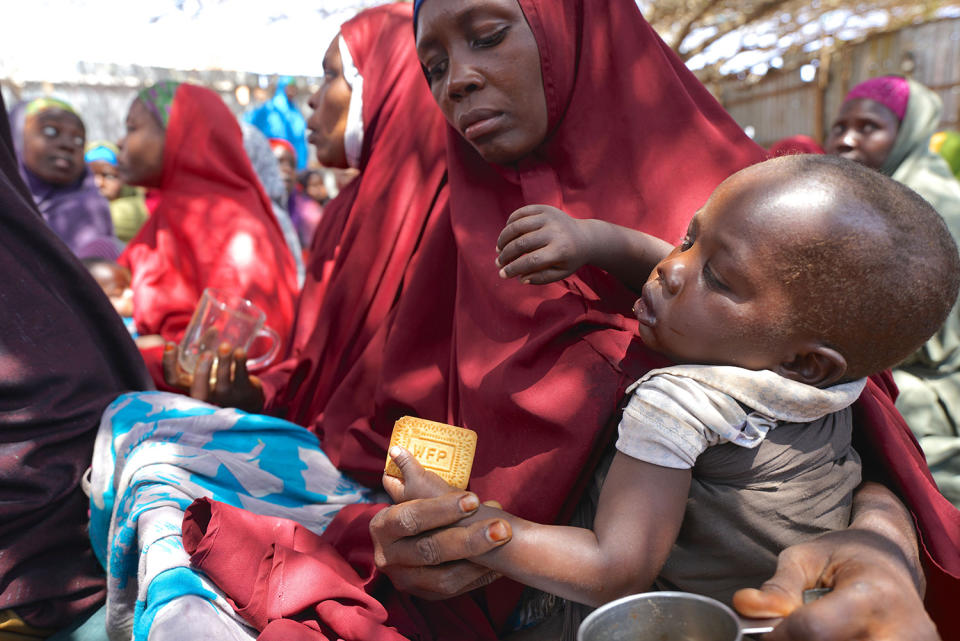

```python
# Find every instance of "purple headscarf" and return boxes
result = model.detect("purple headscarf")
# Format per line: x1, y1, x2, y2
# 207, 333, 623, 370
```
8, 99, 121, 259
844, 75, 910, 122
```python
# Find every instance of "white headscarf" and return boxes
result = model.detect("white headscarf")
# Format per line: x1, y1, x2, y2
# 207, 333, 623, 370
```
338, 35, 364, 169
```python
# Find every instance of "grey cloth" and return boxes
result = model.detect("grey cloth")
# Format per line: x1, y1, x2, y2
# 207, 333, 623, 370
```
655, 408, 861, 604
239, 121, 305, 288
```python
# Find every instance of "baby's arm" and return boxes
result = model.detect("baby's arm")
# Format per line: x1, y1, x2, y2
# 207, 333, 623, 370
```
385, 447, 689, 607
496, 205, 672, 292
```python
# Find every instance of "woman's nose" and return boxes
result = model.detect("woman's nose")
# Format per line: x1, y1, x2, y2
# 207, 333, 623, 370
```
657, 257, 685, 295
837, 128, 858, 150
447, 60, 484, 101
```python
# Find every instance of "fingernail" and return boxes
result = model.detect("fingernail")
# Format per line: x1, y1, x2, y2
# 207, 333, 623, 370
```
389, 446, 403, 459
486, 520, 509, 542
499, 268, 508, 279
459, 493, 479, 513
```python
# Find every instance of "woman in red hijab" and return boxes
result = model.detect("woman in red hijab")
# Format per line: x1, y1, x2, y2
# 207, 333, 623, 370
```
117, 82, 299, 386
260, 3, 450, 432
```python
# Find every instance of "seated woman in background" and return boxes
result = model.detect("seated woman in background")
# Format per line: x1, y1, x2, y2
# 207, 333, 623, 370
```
239, 121, 306, 287
85, 140, 149, 243
826, 76, 960, 508
8, 97, 120, 259
117, 81, 299, 387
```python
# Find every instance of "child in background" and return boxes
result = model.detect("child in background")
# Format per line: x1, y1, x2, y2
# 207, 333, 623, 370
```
270, 138, 324, 247
82, 257, 136, 336
387, 155, 960, 612
85, 140, 149, 243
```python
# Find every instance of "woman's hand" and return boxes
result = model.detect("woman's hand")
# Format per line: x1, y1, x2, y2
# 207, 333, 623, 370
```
371, 450, 511, 600
496, 205, 596, 284
733, 482, 939, 641
162, 341, 266, 413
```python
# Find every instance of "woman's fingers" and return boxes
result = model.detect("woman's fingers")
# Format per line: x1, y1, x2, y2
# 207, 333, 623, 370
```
162, 342, 189, 388
189, 351, 214, 401
232, 347, 250, 388
387, 561, 502, 600
376, 514, 511, 568
371, 492, 480, 541
214, 342, 234, 395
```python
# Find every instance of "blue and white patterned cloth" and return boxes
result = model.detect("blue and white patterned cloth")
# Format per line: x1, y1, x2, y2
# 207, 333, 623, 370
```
88, 391, 382, 641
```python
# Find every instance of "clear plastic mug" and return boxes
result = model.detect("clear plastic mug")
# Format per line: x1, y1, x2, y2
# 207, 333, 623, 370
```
178, 288, 280, 375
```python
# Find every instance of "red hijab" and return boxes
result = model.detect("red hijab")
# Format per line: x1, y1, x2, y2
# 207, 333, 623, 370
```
321, 0, 766, 519
120, 84, 298, 383
259, 4, 449, 429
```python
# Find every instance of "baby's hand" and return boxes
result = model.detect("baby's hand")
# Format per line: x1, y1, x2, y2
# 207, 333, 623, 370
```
496, 205, 594, 284
383, 446, 458, 504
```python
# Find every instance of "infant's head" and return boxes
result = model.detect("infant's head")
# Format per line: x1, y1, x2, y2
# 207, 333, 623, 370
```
83, 258, 134, 317
634, 154, 960, 386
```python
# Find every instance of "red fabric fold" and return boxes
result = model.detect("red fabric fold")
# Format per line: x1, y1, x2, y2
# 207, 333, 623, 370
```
183, 499, 498, 641
119, 83, 299, 386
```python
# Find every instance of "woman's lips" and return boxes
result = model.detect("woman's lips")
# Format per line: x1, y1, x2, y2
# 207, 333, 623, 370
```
51, 156, 73, 171
458, 110, 504, 142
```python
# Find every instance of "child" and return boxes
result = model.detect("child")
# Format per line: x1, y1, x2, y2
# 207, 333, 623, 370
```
85, 140, 149, 243
82, 257, 136, 335
385, 154, 960, 611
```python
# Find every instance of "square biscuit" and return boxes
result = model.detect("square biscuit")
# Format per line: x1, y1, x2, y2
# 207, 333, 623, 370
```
384, 416, 477, 490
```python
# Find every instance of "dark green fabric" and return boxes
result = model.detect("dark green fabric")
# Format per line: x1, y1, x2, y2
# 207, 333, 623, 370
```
46, 606, 107, 641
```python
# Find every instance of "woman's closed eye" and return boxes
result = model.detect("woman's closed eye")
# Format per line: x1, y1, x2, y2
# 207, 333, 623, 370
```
473, 26, 509, 48
423, 58, 448, 84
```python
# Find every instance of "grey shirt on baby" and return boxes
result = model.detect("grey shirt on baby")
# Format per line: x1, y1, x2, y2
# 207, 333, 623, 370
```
617, 365, 865, 605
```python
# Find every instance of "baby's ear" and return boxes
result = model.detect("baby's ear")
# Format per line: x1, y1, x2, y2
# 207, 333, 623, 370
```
776, 342, 847, 388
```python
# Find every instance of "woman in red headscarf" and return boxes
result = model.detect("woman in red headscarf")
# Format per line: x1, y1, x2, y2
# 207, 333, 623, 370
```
165, 4, 450, 424
117, 82, 299, 386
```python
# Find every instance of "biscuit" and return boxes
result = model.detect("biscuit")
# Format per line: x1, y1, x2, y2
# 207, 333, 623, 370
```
384, 416, 477, 489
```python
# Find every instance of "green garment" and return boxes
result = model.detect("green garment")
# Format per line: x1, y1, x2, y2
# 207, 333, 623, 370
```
108, 186, 148, 243
885, 80, 960, 507
931, 130, 960, 179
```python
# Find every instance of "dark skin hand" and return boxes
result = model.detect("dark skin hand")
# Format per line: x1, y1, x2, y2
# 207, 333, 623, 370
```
162, 341, 266, 413
734, 482, 940, 641
496, 205, 672, 291
370, 468, 511, 600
